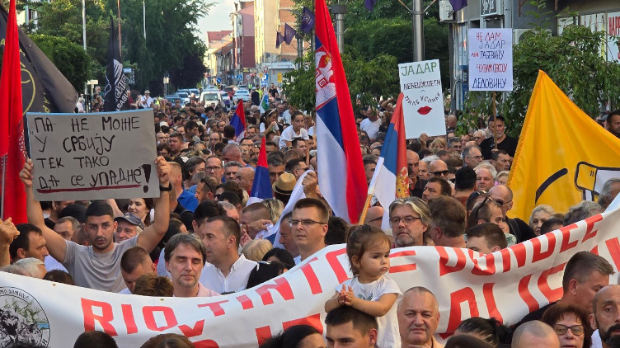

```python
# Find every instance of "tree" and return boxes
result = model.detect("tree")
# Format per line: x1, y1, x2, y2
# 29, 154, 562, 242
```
30, 34, 90, 91
284, 52, 400, 112
459, 26, 620, 137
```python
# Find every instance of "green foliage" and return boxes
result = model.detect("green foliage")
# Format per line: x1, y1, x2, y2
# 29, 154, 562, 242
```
21, 0, 212, 92
287, 0, 449, 110
284, 52, 400, 112
459, 0, 620, 137
30, 33, 90, 91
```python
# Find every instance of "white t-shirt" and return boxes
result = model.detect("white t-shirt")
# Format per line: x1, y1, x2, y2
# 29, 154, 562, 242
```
336, 276, 402, 348
360, 118, 382, 141
278, 126, 309, 149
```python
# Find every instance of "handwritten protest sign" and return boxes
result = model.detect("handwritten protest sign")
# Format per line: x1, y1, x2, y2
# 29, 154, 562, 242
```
468, 28, 513, 91
608, 12, 620, 62
25, 110, 159, 201
398, 59, 446, 138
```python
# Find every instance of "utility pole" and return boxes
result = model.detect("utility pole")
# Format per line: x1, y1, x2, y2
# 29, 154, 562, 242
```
82, 0, 87, 96
412, 0, 424, 62
331, 4, 346, 50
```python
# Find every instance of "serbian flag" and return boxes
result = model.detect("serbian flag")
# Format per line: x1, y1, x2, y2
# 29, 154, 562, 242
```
315, 0, 366, 223
367, 93, 408, 228
0, 0, 27, 223
230, 99, 246, 141
248, 137, 273, 205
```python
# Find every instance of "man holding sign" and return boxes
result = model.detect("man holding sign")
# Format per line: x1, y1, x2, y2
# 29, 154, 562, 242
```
19, 157, 171, 292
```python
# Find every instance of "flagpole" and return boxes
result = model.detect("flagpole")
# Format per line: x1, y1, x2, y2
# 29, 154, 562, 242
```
493, 91, 498, 150
358, 193, 373, 225
1, 156, 5, 218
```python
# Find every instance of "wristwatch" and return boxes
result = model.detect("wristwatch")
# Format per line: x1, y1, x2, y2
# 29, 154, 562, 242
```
159, 184, 172, 192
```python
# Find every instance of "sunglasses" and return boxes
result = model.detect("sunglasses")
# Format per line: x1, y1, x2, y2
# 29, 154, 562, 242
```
431, 170, 449, 176
553, 324, 584, 336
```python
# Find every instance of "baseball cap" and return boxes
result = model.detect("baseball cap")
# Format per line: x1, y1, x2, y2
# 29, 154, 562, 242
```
114, 213, 145, 229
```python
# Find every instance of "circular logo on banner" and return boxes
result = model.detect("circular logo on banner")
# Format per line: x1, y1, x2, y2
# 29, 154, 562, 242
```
0, 287, 50, 348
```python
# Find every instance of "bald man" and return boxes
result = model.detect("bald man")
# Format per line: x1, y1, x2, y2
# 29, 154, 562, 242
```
429, 160, 449, 180
488, 185, 536, 242
364, 206, 384, 229
511, 321, 559, 348
235, 167, 255, 194
407, 150, 426, 198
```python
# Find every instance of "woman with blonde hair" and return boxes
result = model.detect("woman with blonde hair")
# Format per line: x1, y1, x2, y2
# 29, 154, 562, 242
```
429, 137, 447, 154
241, 239, 273, 262
529, 204, 555, 236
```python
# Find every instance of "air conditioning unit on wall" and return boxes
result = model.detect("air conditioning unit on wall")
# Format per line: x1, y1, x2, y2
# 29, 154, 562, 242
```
513, 28, 551, 45
439, 0, 454, 23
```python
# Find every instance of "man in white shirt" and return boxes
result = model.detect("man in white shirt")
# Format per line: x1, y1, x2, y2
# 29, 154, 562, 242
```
199, 216, 256, 294
279, 111, 309, 149
359, 108, 381, 141
141, 90, 154, 108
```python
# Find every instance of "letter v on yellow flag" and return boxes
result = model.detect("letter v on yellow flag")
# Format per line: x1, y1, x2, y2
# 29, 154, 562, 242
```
508, 70, 620, 221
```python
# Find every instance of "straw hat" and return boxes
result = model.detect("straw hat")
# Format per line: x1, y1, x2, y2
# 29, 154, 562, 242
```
273, 173, 296, 196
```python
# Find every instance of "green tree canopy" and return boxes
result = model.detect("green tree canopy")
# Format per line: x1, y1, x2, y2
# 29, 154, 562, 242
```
30, 34, 90, 91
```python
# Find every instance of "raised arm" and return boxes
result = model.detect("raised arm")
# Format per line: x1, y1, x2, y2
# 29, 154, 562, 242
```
20, 158, 67, 262
0, 218, 20, 267
137, 157, 170, 253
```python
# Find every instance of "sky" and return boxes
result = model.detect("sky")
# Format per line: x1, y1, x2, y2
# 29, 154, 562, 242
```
197, 0, 235, 43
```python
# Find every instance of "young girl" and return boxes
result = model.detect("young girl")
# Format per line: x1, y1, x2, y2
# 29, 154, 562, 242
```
324, 224, 402, 348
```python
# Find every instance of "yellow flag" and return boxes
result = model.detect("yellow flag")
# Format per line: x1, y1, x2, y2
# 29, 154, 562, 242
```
507, 70, 620, 221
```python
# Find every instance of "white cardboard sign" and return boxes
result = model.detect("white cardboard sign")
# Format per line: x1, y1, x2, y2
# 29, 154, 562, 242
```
26, 110, 160, 201
468, 28, 514, 91
398, 59, 446, 138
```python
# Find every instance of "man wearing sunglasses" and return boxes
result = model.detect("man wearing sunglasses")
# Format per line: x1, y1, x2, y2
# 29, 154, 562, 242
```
428, 160, 449, 179
488, 185, 537, 243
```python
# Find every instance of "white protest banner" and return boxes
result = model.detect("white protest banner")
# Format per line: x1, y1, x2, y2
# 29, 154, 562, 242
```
398, 59, 445, 138
468, 28, 513, 91
25, 110, 159, 201
2, 208, 620, 348
608, 12, 620, 62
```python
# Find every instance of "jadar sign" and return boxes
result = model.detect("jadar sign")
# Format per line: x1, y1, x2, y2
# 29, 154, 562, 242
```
25, 109, 160, 201
398, 59, 446, 139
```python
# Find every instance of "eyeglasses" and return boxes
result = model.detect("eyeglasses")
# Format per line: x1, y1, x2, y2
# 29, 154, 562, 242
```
431, 170, 449, 176
389, 216, 421, 225
289, 219, 327, 227
553, 324, 584, 336
467, 155, 483, 160
206, 166, 222, 171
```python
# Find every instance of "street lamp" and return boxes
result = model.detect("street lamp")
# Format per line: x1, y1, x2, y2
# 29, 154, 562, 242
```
163, 74, 169, 96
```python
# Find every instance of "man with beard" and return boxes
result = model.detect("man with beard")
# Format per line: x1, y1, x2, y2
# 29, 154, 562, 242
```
591, 285, 620, 348
606, 111, 620, 139
164, 234, 218, 297
388, 198, 432, 248
20, 157, 171, 292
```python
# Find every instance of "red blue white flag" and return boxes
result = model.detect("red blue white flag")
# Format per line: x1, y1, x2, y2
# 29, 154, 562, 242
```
315, 0, 366, 223
230, 99, 246, 142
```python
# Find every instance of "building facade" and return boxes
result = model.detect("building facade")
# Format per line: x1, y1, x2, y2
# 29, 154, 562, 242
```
442, 0, 620, 110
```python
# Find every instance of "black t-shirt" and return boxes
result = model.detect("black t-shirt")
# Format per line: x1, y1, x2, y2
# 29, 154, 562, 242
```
251, 91, 260, 105
269, 88, 278, 98
508, 218, 537, 243
480, 135, 519, 159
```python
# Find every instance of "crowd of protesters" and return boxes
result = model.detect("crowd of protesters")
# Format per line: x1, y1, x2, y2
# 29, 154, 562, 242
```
2, 85, 620, 348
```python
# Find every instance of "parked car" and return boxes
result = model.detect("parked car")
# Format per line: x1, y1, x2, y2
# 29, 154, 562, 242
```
175, 92, 190, 105
232, 89, 251, 104
200, 91, 224, 108
165, 95, 183, 105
